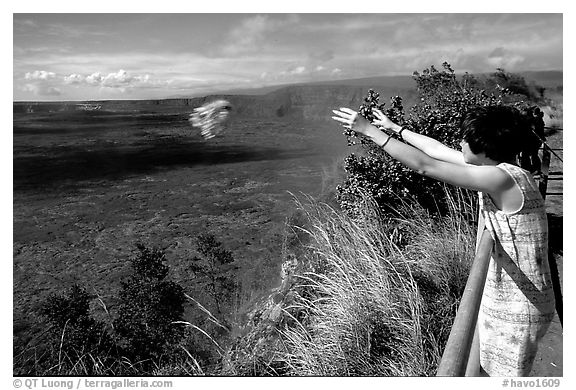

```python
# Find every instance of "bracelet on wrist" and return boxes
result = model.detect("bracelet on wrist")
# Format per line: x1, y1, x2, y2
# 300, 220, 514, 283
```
397, 127, 405, 139
381, 134, 393, 148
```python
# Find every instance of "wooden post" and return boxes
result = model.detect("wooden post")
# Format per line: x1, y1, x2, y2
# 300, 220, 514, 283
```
539, 147, 551, 200
465, 324, 480, 376
436, 229, 493, 376
464, 211, 485, 376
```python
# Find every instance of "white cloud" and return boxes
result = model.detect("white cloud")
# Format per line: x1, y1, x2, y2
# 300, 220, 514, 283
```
20, 70, 62, 97
102, 69, 132, 87
486, 55, 526, 70
24, 70, 56, 80
290, 66, 306, 75
60, 70, 160, 91
86, 72, 103, 86
486, 47, 526, 70
64, 73, 84, 85
22, 83, 61, 96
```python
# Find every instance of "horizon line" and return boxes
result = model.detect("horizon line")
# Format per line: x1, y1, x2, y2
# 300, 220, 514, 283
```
13, 69, 563, 104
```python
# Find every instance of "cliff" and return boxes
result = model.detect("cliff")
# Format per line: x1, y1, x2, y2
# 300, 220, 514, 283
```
13, 84, 418, 122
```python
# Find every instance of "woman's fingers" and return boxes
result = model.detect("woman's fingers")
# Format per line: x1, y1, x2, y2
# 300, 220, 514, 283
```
373, 109, 385, 120
332, 109, 354, 118
339, 107, 356, 115
331, 116, 351, 128
332, 110, 354, 121
331, 108, 358, 130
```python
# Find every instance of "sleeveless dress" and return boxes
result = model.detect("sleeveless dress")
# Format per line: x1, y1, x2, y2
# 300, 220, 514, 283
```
478, 163, 556, 376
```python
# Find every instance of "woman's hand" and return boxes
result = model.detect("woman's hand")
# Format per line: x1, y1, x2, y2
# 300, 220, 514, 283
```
331, 107, 375, 136
372, 109, 402, 133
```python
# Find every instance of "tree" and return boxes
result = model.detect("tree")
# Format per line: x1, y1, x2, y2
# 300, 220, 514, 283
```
189, 233, 237, 320
113, 244, 186, 366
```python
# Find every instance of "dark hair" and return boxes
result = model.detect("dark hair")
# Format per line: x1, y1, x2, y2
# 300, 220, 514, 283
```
461, 105, 528, 162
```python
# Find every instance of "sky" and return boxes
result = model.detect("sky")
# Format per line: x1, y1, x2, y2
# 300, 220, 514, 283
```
13, 13, 563, 101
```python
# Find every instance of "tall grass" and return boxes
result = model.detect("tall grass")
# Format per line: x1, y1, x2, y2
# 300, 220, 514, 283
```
266, 188, 477, 376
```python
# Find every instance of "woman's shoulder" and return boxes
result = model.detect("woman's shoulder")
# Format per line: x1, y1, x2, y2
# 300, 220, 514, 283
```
497, 163, 539, 188
497, 162, 545, 210
497, 162, 527, 172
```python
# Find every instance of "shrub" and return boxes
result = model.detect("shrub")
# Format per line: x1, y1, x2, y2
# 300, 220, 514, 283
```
39, 284, 115, 375
487, 68, 546, 103
336, 62, 542, 216
113, 244, 186, 367
189, 233, 238, 320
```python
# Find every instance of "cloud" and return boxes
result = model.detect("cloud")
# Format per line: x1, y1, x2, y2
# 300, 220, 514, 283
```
102, 69, 133, 87
308, 49, 334, 63
86, 72, 103, 86
25, 70, 56, 80
220, 14, 300, 56
486, 47, 525, 70
220, 15, 271, 56
62, 70, 157, 90
20, 70, 62, 97
265, 63, 344, 83
488, 47, 507, 58
64, 73, 84, 85
14, 15, 112, 40
14, 18, 38, 31
288, 66, 306, 75
22, 83, 61, 96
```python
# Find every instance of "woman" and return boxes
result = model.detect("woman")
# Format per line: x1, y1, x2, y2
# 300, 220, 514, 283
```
331, 105, 556, 376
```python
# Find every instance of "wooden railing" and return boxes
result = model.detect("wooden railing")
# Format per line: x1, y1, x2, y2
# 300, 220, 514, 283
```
436, 229, 493, 376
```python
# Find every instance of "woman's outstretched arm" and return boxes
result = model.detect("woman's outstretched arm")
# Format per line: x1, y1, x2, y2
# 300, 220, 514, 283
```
332, 107, 513, 194
372, 108, 466, 165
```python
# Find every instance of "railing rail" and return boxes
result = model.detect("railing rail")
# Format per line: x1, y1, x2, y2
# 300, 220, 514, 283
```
539, 147, 552, 199
436, 229, 493, 376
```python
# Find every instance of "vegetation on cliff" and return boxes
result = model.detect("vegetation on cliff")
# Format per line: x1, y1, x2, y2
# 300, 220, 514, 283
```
337, 63, 551, 216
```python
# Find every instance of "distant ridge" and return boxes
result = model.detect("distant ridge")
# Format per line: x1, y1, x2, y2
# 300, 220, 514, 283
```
193, 70, 562, 97
217, 75, 416, 96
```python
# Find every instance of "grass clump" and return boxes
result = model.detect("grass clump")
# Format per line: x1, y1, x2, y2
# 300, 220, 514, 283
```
237, 189, 477, 376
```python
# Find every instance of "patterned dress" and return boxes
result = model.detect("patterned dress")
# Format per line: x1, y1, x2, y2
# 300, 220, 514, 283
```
478, 163, 556, 376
